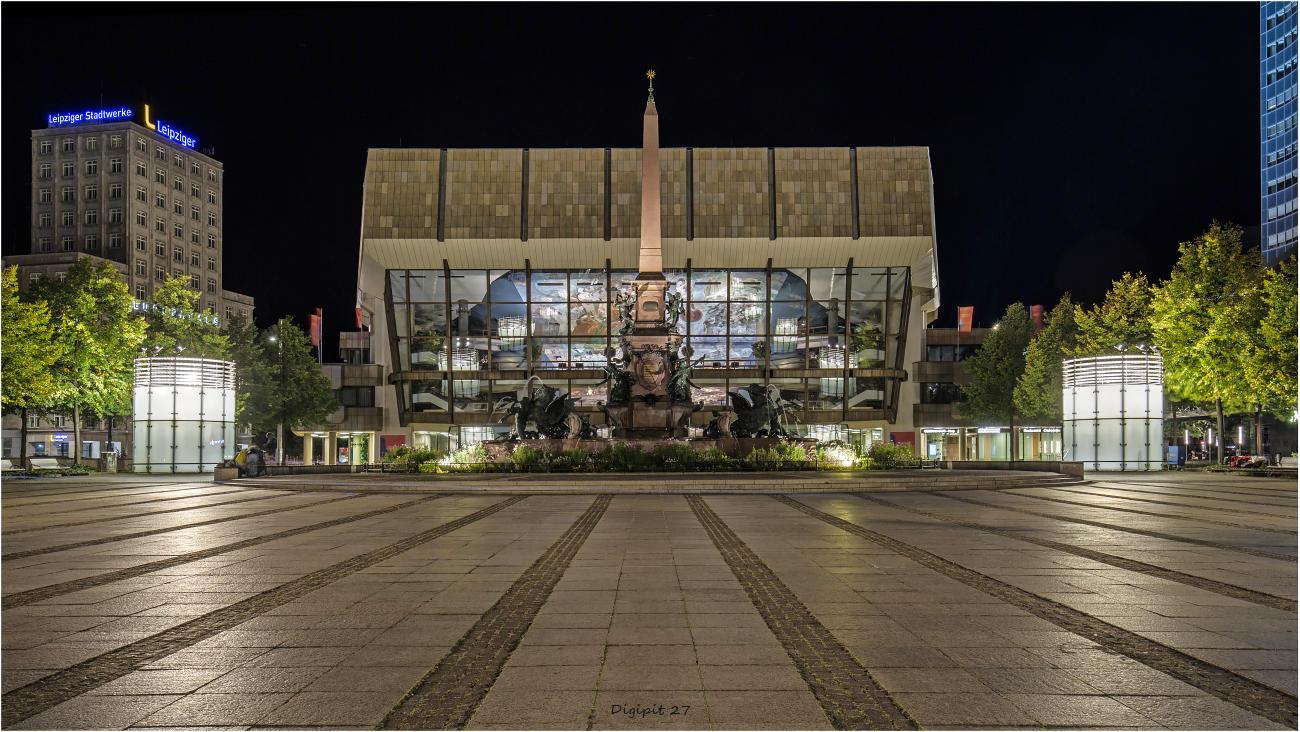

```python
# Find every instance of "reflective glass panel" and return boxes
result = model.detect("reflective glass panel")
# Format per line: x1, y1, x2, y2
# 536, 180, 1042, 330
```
729, 271, 765, 302
571, 378, 607, 407
692, 378, 728, 406
690, 301, 728, 335
412, 304, 448, 338
530, 303, 568, 337
449, 270, 489, 302
410, 339, 444, 370
890, 267, 911, 300
489, 270, 525, 302
850, 267, 889, 301
570, 301, 608, 337
808, 268, 846, 300
690, 337, 728, 364
530, 271, 568, 302
534, 338, 569, 366
729, 300, 765, 336
771, 268, 809, 300
570, 270, 607, 301
408, 270, 444, 302
690, 270, 727, 301
388, 270, 407, 302
571, 337, 610, 363
392, 305, 410, 338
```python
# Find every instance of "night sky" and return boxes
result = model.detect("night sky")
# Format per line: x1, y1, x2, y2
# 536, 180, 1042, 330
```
4, 4, 1260, 359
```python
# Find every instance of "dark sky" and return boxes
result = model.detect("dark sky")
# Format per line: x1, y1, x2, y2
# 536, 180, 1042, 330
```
4, 3, 1260, 357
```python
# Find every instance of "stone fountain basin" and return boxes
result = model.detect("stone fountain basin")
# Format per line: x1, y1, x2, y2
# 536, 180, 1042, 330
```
482, 436, 818, 460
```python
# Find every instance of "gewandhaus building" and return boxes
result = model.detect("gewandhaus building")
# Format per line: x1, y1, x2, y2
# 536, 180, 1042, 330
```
342, 106, 942, 454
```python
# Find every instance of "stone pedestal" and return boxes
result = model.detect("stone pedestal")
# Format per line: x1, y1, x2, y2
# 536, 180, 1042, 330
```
604, 402, 697, 439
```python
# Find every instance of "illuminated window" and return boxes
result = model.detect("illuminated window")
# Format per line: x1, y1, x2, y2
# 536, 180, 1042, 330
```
39, 140, 52, 154
110, 158, 122, 173
109, 208, 122, 223
85, 137, 98, 151
39, 189, 51, 203
110, 135, 122, 149
85, 159, 98, 175
109, 183, 122, 198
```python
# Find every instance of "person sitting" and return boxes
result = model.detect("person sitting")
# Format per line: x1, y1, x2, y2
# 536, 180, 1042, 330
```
234, 448, 250, 477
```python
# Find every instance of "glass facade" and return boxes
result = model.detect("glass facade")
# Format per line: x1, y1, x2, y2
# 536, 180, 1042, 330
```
385, 266, 911, 421
1263, 0, 1299, 264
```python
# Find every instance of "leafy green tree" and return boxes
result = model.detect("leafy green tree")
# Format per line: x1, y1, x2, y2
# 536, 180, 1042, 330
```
959, 303, 1034, 459
1150, 222, 1264, 463
243, 317, 338, 463
1014, 294, 1078, 425
28, 258, 146, 465
140, 276, 230, 359
221, 310, 265, 431
2, 267, 65, 460
1073, 272, 1155, 356
1248, 255, 1297, 413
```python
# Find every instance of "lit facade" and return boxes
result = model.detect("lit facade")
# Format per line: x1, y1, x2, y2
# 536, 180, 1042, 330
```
1263, 0, 1299, 264
351, 142, 941, 451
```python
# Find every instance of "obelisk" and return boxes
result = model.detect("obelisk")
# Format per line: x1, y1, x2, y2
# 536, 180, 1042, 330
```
633, 70, 668, 327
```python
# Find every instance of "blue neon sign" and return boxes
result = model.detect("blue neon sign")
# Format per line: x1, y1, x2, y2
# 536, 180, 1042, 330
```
48, 107, 133, 126
156, 121, 197, 149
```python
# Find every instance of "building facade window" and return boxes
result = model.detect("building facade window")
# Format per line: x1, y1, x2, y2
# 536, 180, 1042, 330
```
190, 251, 200, 267
135, 210, 147, 226
135, 284, 146, 300
61, 236, 74, 251
39, 163, 52, 179
155, 192, 166, 208
109, 208, 122, 223
190, 161, 200, 175
110, 135, 122, 149
136, 138, 147, 152
109, 158, 122, 173
191, 183, 201, 197
155, 217, 166, 232
38, 188, 52, 203
39, 140, 52, 154
85, 137, 98, 151
173, 199, 183, 214
225, 306, 234, 320
63, 139, 75, 153
156, 146, 167, 160
156, 265, 166, 281
85, 209, 99, 225
207, 233, 216, 248
208, 168, 217, 181
173, 246, 183, 262
38, 238, 52, 252
207, 212, 217, 226
38, 213, 52, 227
85, 185, 98, 200
62, 162, 75, 177
109, 183, 122, 198
190, 274, 200, 289
207, 256, 216, 271
208, 190, 217, 204
84, 234, 99, 249
207, 278, 217, 293
173, 222, 183, 238
173, 176, 183, 191
108, 233, 122, 248
62, 211, 75, 226
136, 235, 146, 251
62, 187, 75, 202
85, 159, 98, 175
155, 241, 165, 256
136, 161, 147, 177
136, 186, 147, 202
191, 206, 200, 220
175, 154, 184, 168
191, 229, 200, 244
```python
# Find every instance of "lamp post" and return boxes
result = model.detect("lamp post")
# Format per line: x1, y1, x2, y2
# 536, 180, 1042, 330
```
268, 334, 285, 466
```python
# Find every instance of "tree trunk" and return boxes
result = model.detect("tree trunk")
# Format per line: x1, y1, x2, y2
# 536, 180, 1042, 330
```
19, 407, 28, 465
1255, 403, 1263, 459
107, 415, 113, 457
1169, 407, 1179, 462
1009, 404, 1017, 461
1215, 398, 1225, 464
72, 402, 81, 466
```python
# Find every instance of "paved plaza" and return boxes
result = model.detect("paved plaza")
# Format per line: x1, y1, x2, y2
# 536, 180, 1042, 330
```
0, 471, 1294, 730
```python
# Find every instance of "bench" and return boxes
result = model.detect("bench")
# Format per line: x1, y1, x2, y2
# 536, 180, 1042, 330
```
28, 458, 68, 475
1, 459, 26, 475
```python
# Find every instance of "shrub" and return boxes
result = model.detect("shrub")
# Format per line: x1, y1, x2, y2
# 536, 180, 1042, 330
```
382, 447, 443, 472
510, 444, 553, 469
695, 445, 733, 470
866, 442, 914, 468
594, 441, 648, 471
814, 440, 860, 468
562, 447, 590, 471
651, 440, 699, 470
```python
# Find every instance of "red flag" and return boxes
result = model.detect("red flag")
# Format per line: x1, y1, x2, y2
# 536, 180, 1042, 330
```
309, 308, 322, 347
355, 306, 363, 330
1031, 305, 1045, 334
957, 306, 974, 335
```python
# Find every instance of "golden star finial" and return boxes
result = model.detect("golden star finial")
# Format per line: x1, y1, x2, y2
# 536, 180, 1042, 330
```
647, 69, 656, 80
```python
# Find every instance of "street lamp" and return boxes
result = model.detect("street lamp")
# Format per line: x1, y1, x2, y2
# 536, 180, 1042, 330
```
267, 333, 285, 466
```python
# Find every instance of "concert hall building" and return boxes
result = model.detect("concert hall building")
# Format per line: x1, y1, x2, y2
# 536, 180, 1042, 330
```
338, 101, 942, 455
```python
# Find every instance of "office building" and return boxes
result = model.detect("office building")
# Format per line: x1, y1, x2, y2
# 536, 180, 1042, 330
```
320, 95, 943, 455
2, 107, 253, 465
1263, 0, 1299, 264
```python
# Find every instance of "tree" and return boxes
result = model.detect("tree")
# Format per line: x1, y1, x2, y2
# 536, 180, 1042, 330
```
1150, 222, 1264, 463
1014, 294, 1078, 425
221, 310, 265, 431
1248, 255, 1297, 413
140, 275, 230, 359
243, 317, 338, 463
959, 303, 1034, 459
28, 258, 146, 465
1073, 272, 1155, 356
2, 267, 65, 461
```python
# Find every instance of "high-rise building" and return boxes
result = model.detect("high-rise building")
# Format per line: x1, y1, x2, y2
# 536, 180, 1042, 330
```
1262, 1, 1299, 264
7, 107, 251, 319
2, 106, 253, 465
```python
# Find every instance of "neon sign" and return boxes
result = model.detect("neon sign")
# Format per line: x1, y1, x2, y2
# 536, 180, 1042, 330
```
132, 300, 220, 326
48, 107, 133, 126
144, 104, 197, 148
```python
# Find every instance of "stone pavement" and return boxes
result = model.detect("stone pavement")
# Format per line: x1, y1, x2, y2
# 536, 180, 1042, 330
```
1, 471, 1294, 730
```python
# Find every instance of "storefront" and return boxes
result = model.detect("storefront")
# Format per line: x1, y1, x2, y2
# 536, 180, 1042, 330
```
1018, 427, 1063, 460
920, 427, 959, 460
